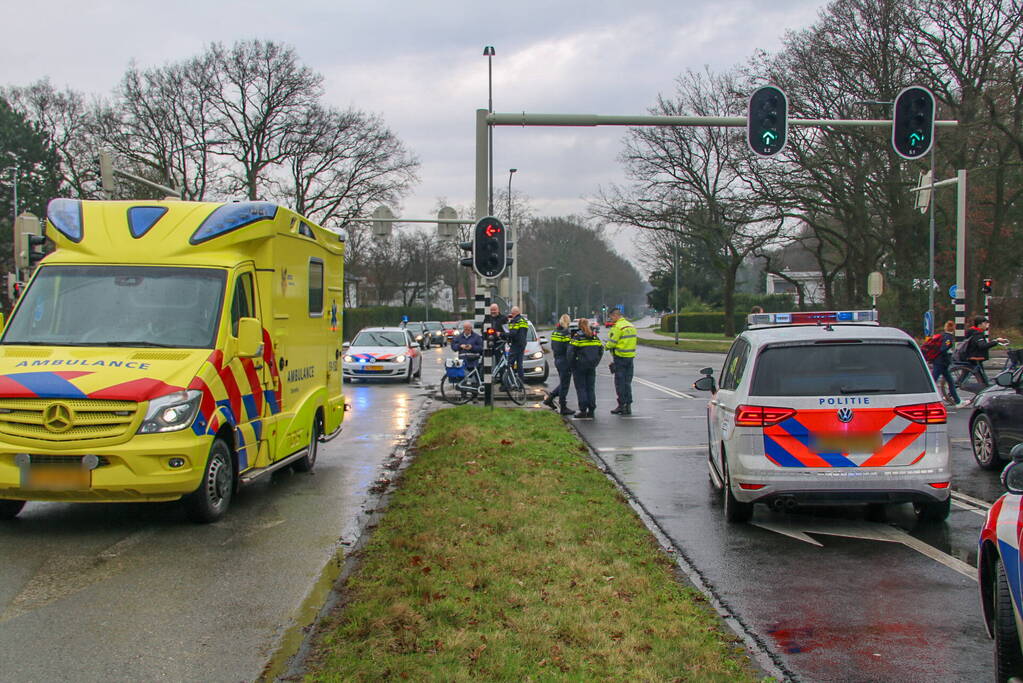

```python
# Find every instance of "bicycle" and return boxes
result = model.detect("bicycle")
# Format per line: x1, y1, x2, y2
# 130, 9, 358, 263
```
937, 344, 1021, 405
439, 351, 527, 405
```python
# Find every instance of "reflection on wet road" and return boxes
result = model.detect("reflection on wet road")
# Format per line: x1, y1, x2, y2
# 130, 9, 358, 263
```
570, 337, 995, 682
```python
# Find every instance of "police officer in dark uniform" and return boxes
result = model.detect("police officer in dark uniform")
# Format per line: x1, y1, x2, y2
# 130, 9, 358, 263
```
506, 305, 529, 381
543, 314, 575, 415
567, 317, 603, 418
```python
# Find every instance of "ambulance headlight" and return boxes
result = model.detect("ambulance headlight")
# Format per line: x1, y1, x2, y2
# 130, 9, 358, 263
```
138, 390, 203, 434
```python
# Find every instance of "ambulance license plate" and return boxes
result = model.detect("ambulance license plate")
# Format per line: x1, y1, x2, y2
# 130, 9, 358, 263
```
365, 365, 385, 371
22, 463, 91, 491
813, 434, 882, 454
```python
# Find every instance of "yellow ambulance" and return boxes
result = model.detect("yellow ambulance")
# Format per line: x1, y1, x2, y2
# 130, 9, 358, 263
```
0, 199, 345, 522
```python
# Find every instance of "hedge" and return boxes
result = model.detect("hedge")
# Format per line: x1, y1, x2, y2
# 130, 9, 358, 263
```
659, 312, 746, 334
342, 306, 459, 340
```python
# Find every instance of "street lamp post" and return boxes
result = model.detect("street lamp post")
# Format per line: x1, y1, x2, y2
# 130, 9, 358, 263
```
483, 46, 495, 216
5, 164, 18, 220
536, 265, 554, 322
555, 273, 572, 321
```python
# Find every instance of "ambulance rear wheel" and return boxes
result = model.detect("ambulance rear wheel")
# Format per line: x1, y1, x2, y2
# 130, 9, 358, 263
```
0, 499, 25, 520
184, 439, 234, 524
293, 416, 321, 473
722, 456, 753, 524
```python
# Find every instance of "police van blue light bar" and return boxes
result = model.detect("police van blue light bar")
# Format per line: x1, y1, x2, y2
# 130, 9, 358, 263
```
747, 310, 878, 327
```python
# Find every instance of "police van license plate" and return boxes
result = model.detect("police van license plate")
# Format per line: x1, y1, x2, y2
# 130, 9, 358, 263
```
813, 434, 882, 454
22, 462, 91, 491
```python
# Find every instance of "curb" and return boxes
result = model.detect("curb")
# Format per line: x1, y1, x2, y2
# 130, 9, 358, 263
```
562, 418, 795, 683
259, 396, 436, 682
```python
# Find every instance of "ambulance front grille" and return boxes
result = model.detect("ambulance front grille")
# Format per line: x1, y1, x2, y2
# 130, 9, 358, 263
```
0, 399, 138, 442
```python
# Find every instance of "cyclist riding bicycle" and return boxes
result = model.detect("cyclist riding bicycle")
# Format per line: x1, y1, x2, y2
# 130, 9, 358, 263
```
961, 316, 1009, 386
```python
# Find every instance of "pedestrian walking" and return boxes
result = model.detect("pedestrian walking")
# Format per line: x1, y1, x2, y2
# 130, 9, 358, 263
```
605, 307, 637, 415
961, 316, 1008, 386
567, 318, 603, 418
928, 320, 963, 407
542, 314, 575, 415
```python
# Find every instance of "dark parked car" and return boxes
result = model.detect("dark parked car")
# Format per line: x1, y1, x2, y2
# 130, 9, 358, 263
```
970, 366, 1023, 469
404, 322, 429, 350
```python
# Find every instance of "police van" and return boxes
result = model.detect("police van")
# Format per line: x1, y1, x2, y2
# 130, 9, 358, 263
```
693, 311, 951, 523
0, 199, 345, 522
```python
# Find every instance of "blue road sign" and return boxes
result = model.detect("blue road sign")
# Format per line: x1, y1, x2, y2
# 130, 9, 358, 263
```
923, 311, 933, 337
948, 284, 960, 299
402, 315, 409, 322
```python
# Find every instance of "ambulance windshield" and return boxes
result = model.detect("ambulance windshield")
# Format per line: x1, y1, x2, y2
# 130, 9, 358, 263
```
2, 265, 227, 349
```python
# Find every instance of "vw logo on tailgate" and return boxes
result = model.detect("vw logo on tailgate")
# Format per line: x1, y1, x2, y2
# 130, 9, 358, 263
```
837, 407, 854, 423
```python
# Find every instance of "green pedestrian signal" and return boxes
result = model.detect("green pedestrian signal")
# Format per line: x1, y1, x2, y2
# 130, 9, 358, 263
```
892, 86, 935, 159
747, 86, 788, 157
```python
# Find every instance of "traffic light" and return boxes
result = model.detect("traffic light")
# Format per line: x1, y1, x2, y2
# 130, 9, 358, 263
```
459, 240, 473, 268
892, 86, 935, 159
981, 278, 993, 295
26, 233, 47, 268
747, 86, 788, 157
472, 216, 507, 279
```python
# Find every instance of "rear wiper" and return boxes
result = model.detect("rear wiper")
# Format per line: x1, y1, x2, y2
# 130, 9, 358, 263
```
102, 340, 176, 348
839, 386, 894, 394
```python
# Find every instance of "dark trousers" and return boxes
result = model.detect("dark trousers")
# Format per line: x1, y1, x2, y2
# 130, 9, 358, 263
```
612, 356, 634, 406
549, 356, 573, 401
573, 367, 596, 410
931, 362, 959, 402
509, 345, 526, 380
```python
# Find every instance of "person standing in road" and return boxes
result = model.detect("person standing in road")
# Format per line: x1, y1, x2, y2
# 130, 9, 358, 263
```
930, 320, 963, 407
543, 314, 575, 415
506, 305, 529, 381
962, 316, 1008, 385
567, 317, 603, 419
605, 307, 637, 415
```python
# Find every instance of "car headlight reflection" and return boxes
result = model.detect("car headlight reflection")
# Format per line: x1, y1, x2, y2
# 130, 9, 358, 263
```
530, 351, 544, 360
138, 390, 203, 434
343, 355, 354, 363
395, 355, 406, 363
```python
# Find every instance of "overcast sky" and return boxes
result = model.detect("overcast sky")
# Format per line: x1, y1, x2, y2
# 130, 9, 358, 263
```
0, 0, 830, 265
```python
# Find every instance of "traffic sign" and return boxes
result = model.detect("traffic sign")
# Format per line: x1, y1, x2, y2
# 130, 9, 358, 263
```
949, 284, 961, 299
923, 311, 933, 337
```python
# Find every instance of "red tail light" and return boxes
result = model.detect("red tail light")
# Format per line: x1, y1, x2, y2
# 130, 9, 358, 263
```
735, 405, 797, 427
927, 481, 950, 489
894, 402, 946, 424
738, 483, 766, 490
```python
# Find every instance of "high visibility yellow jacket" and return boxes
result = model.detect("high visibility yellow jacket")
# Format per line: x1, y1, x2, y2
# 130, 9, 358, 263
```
606, 317, 637, 358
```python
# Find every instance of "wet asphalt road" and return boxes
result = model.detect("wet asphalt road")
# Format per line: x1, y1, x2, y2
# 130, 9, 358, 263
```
0, 349, 450, 683
568, 329, 997, 682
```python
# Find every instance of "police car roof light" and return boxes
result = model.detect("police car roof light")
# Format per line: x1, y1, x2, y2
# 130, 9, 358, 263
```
747, 310, 878, 328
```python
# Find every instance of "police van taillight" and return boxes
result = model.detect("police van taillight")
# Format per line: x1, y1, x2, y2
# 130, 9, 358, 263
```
894, 402, 947, 424
734, 405, 797, 427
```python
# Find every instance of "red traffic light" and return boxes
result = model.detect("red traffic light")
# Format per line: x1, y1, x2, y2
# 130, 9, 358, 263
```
484, 224, 502, 238
981, 278, 993, 294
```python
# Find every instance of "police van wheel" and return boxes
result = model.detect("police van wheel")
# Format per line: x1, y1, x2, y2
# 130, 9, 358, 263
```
184, 439, 234, 524
0, 499, 25, 520
722, 458, 753, 524
293, 417, 320, 473
994, 557, 1023, 681
914, 496, 950, 522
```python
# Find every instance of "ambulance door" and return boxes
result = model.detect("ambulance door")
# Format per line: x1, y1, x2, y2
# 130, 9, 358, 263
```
229, 268, 274, 468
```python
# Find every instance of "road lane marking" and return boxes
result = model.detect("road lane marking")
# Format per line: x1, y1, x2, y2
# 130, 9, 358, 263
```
597, 445, 707, 453
950, 438, 969, 445
752, 518, 976, 580
632, 376, 695, 399
951, 489, 992, 511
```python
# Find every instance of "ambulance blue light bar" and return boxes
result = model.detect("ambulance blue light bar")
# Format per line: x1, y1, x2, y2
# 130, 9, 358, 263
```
747, 310, 878, 327
190, 202, 278, 244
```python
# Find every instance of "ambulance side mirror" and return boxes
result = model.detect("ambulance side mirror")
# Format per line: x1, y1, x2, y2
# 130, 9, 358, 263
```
236, 317, 263, 358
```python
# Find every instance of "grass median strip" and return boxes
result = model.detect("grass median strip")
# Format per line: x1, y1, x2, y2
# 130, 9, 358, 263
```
638, 337, 732, 354
304, 406, 759, 681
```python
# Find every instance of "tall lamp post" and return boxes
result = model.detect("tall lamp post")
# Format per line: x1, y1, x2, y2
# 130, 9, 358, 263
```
5, 164, 18, 219
555, 273, 572, 321
483, 46, 495, 216
535, 265, 554, 322
507, 167, 518, 304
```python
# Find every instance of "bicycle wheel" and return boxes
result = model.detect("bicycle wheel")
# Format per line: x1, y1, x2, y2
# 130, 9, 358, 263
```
502, 370, 527, 405
440, 376, 473, 405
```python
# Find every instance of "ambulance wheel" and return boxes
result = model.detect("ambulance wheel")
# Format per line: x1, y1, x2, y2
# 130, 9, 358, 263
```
972, 414, 1002, 470
722, 456, 753, 524
293, 416, 321, 473
0, 499, 25, 520
915, 495, 950, 522
184, 439, 234, 524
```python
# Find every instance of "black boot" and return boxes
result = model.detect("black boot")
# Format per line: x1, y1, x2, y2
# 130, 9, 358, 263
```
621, 404, 632, 416
542, 393, 557, 409
574, 409, 590, 418
559, 401, 574, 415
611, 404, 624, 415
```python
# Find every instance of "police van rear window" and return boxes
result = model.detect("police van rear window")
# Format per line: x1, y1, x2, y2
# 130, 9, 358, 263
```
749, 342, 932, 396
